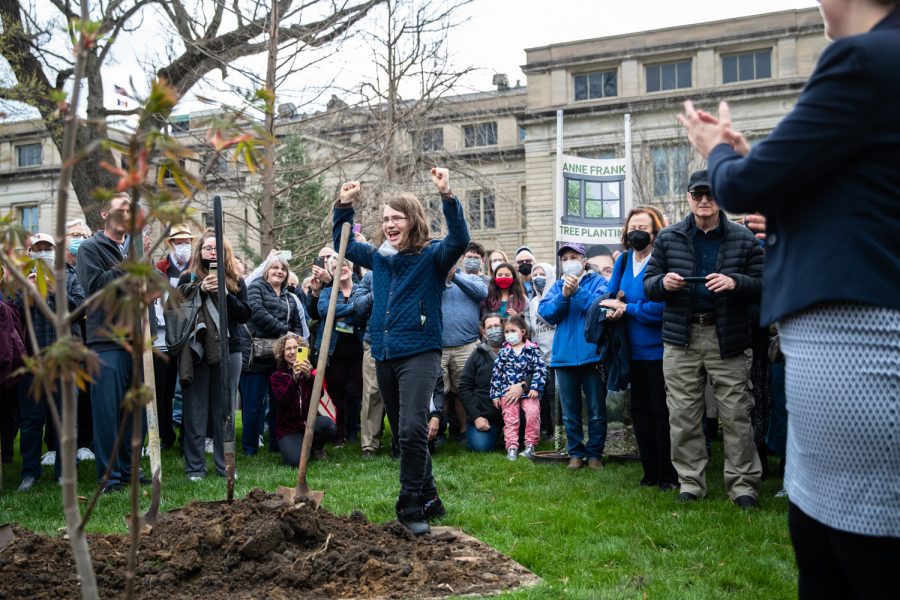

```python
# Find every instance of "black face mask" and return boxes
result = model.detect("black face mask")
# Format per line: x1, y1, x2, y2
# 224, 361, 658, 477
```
286, 285, 297, 294
201, 258, 213, 270
626, 230, 652, 251
518, 263, 533, 276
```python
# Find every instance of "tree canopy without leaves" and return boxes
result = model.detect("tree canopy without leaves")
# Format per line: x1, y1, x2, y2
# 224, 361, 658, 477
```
0, 0, 383, 230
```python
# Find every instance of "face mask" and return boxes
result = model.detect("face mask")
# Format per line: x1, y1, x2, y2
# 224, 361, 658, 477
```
561, 259, 583, 278
491, 260, 503, 272
32, 251, 55, 268
286, 285, 297, 294
463, 257, 481, 273
201, 258, 213, 270
485, 327, 504, 346
67, 238, 83, 256
533, 276, 546, 292
377, 240, 398, 257
517, 263, 533, 277
495, 276, 514, 289
626, 230, 652, 251
505, 332, 521, 346
173, 244, 192, 263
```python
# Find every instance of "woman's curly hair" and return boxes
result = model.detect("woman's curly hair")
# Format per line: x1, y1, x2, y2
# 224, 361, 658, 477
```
273, 332, 307, 369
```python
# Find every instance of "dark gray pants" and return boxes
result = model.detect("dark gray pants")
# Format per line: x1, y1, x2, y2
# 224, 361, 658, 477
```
375, 350, 440, 498
182, 353, 241, 478
276, 416, 336, 467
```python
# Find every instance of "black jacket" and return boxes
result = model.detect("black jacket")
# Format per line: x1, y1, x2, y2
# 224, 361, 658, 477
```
76, 231, 128, 351
708, 10, 900, 325
458, 342, 502, 425
177, 272, 250, 355
644, 213, 763, 358
247, 278, 304, 339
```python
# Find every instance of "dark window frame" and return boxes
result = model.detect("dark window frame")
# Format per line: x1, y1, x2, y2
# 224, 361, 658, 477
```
562, 175, 624, 227
463, 122, 498, 148
420, 128, 444, 152
16, 143, 42, 168
722, 48, 772, 84
466, 190, 496, 231
645, 59, 692, 93
573, 69, 618, 101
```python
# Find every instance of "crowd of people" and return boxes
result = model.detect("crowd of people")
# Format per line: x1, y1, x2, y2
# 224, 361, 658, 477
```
0, 167, 785, 519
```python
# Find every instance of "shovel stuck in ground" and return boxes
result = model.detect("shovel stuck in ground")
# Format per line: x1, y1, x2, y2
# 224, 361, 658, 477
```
278, 222, 352, 507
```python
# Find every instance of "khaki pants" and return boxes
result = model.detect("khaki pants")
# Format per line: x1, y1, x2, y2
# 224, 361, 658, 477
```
360, 342, 384, 452
441, 341, 477, 433
663, 323, 761, 500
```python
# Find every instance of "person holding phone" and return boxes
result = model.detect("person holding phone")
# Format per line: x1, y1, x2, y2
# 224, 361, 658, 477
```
333, 167, 469, 536
177, 230, 250, 481
269, 333, 335, 466
643, 170, 763, 509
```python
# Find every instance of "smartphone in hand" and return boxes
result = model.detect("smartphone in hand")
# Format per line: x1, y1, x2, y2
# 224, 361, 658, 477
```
313, 256, 325, 269
296, 347, 309, 364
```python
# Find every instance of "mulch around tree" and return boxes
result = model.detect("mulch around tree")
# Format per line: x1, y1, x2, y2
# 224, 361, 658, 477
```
0, 488, 539, 599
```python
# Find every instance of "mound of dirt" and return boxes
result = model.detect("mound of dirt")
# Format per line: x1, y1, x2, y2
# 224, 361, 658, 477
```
0, 489, 539, 599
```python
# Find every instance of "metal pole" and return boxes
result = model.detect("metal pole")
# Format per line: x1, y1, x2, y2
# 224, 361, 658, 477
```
213, 195, 235, 501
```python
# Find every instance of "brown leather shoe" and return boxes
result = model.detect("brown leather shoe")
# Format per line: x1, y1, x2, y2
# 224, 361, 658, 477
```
588, 458, 604, 470
567, 457, 583, 470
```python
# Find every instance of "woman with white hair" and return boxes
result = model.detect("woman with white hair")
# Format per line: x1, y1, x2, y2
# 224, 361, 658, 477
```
243, 253, 304, 455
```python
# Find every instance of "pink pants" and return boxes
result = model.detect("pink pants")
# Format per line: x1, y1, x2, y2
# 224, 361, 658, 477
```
501, 397, 541, 450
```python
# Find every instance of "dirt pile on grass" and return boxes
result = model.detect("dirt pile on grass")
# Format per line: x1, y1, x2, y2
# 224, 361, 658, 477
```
0, 488, 538, 599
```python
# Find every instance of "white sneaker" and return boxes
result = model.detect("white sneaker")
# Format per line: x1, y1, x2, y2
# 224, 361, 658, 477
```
205, 438, 214, 454
775, 488, 788, 498
141, 446, 150, 457
258, 435, 264, 448
520, 445, 535, 459
506, 448, 518, 461
40, 450, 57, 466
76, 447, 95, 461
188, 475, 204, 482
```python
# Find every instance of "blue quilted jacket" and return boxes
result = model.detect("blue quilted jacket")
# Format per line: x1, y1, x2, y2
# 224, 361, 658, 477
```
333, 196, 469, 361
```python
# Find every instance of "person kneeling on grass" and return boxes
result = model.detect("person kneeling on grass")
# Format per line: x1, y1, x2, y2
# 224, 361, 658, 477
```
489, 315, 547, 460
269, 333, 335, 466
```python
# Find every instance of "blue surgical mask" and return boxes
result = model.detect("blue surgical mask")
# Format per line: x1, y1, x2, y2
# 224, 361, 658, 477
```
504, 332, 521, 346
532, 276, 546, 292
67, 238, 83, 255
485, 327, 504, 346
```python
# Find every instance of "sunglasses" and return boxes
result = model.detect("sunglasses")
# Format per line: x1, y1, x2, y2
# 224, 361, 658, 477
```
689, 190, 713, 201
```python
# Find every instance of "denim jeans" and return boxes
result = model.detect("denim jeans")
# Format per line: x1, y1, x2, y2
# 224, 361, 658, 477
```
465, 421, 502, 452
375, 350, 440, 498
91, 349, 141, 485
239, 373, 269, 456
17, 373, 62, 481
556, 362, 608, 460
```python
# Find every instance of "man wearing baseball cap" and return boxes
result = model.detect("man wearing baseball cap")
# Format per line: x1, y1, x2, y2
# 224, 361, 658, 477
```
537, 242, 609, 470
644, 170, 763, 509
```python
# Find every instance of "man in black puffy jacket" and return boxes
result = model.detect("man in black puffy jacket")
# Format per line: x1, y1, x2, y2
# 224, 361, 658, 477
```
644, 170, 763, 510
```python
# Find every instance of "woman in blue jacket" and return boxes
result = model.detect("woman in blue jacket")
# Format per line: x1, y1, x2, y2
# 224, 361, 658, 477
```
333, 167, 469, 535
678, 2, 900, 596
538, 242, 608, 470
600, 207, 677, 491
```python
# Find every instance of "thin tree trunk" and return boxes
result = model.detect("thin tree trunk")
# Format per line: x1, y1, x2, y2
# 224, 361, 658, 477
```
260, 0, 279, 256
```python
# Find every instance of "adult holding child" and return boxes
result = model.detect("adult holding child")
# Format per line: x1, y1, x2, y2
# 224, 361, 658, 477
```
333, 167, 469, 536
677, 1, 900, 594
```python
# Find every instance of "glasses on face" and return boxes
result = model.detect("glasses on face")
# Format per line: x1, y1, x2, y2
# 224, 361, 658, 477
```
516, 259, 534, 265
689, 190, 713, 201
67, 233, 88, 240
201, 245, 216, 253
382, 216, 408, 225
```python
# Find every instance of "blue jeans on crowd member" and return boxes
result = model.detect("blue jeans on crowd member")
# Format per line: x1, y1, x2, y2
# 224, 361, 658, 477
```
556, 362, 608, 460
465, 421, 502, 452
17, 374, 63, 481
240, 373, 269, 455
91, 349, 143, 486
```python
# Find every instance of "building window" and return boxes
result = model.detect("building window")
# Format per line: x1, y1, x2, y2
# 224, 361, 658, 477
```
722, 49, 772, 84
19, 206, 39, 233
466, 191, 495, 230
564, 177, 623, 226
202, 212, 214, 229
420, 128, 443, 152
651, 145, 691, 197
427, 197, 443, 234
645, 60, 692, 93
169, 117, 189, 133
518, 126, 526, 143
574, 70, 617, 101
463, 122, 497, 148
17, 143, 42, 168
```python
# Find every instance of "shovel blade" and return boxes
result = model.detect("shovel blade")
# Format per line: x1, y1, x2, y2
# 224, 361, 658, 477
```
0, 524, 14, 551
277, 485, 324, 508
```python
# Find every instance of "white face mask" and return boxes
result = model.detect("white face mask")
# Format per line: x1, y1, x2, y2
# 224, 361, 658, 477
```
173, 244, 192, 264
31, 250, 55, 268
561, 259, 584, 278
377, 240, 398, 257
505, 332, 521, 346
491, 260, 503, 272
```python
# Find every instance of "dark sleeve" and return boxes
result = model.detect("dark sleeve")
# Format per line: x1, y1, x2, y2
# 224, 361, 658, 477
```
75, 240, 123, 295
709, 39, 876, 215
729, 237, 764, 302
432, 195, 471, 273
306, 290, 321, 321
66, 269, 85, 312
457, 350, 480, 421
288, 296, 303, 335
606, 253, 626, 297
333, 205, 375, 269
643, 235, 670, 302
227, 278, 251, 324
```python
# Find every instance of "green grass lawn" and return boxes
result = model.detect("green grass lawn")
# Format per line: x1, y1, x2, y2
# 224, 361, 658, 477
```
0, 422, 797, 599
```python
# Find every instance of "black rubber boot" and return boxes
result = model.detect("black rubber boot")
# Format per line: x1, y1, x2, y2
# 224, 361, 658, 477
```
396, 493, 430, 536
423, 495, 446, 520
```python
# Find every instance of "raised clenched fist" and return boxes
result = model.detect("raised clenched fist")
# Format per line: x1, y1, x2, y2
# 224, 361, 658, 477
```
339, 181, 361, 204
430, 167, 450, 195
